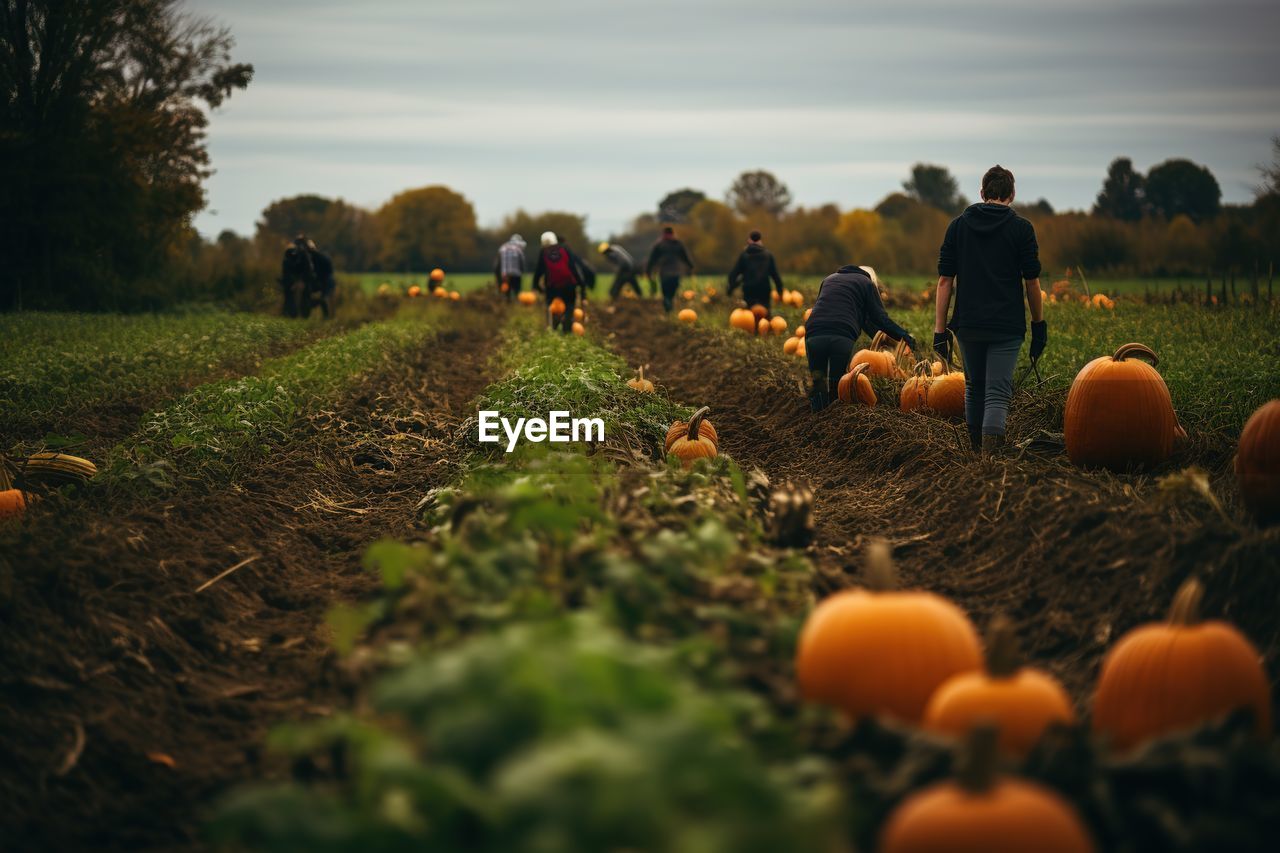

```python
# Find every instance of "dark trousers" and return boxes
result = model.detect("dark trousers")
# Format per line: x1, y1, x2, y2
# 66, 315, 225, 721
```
957, 336, 1023, 446
609, 269, 642, 299
805, 334, 855, 411
546, 287, 576, 333
742, 287, 773, 315
659, 275, 681, 311
501, 274, 522, 300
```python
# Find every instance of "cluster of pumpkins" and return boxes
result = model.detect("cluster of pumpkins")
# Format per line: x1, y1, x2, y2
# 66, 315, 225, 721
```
682, 285, 718, 305
392, 269, 462, 301
729, 304, 792, 338
797, 540, 1271, 851
547, 298, 586, 335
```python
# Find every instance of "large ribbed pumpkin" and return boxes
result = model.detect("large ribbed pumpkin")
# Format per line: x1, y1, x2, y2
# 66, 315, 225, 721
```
837, 363, 876, 406
795, 540, 981, 723
1092, 578, 1270, 753
900, 363, 930, 412
923, 616, 1075, 758
1236, 399, 1280, 524
923, 360, 966, 418
880, 728, 1095, 853
850, 331, 907, 379
666, 406, 717, 468
1064, 343, 1178, 470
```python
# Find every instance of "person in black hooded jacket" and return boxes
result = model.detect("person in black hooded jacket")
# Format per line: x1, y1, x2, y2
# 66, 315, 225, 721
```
933, 165, 1045, 455
804, 265, 916, 411
727, 230, 784, 312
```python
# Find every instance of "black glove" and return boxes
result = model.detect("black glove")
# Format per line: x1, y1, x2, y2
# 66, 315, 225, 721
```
932, 331, 950, 363
1030, 320, 1047, 361
902, 334, 918, 354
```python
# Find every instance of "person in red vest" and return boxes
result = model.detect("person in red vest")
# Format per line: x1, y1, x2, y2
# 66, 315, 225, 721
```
532, 231, 586, 333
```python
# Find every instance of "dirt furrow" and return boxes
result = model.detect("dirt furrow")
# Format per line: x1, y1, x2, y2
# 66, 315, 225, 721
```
598, 301, 1280, 705
0, 299, 507, 850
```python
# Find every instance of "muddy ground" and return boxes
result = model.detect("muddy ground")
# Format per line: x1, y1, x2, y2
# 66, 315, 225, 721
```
0, 302, 506, 850
598, 301, 1280, 705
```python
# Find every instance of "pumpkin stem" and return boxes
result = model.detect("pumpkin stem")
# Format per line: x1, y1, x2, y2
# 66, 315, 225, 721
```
985, 615, 1021, 678
1167, 578, 1203, 626
871, 331, 887, 351
687, 406, 710, 443
955, 724, 1000, 794
638, 365, 645, 383
862, 538, 898, 591
1112, 342, 1160, 366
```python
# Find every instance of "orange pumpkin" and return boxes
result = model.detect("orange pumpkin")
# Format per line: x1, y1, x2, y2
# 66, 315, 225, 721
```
430, 268, 445, 282
666, 406, 717, 468
923, 616, 1075, 758
627, 366, 654, 393
899, 363, 930, 412
1064, 343, 1178, 471
795, 540, 982, 723
665, 413, 719, 452
571, 321, 585, 336
549, 297, 567, 317
1093, 578, 1270, 752
518, 291, 537, 305
923, 360, 966, 419
449, 291, 460, 301
500, 281, 510, 293
837, 363, 876, 406
803, 308, 812, 322
849, 331, 907, 379
729, 308, 757, 333
783, 337, 800, 355
682, 289, 695, 300
1236, 399, 1280, 524
406, 285, 422, 298
677, 308, 697, 324
769, 316, 787, 335
880, 727, 1095, 853
750, 304, 768, 321
795, 338, 806, 357
573, 307, 585, 321
757, 317, 771, 336
794, 324, 805, 339
1, 488, 31, 519
433, 286, 447, 298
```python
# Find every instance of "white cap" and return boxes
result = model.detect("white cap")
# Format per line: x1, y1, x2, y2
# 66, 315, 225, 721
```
540, 231, 557, 247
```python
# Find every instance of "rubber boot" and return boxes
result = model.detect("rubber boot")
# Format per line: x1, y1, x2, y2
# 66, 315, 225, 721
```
969, 426, 983, 454
981, 433, 1007, 458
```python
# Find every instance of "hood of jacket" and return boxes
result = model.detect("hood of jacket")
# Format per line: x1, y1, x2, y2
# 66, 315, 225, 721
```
744, 243, 767, 255
960, 202, 1017, 234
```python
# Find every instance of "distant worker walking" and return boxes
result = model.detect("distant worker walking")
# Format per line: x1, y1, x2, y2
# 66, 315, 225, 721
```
645, 226, 694, 312
533, 231, 586, 333
279, 235, 336, 319
804, 264, 916, 412
933, 165, 1045, 455
599, 242, 643, 299
494, 233, 527, 301
727, 230, 784, 314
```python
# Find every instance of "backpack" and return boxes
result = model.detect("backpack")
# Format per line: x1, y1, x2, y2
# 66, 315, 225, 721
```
543, 247, 577, 290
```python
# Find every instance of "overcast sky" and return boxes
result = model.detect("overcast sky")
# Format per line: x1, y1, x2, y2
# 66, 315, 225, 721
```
195, 0, 1280, 240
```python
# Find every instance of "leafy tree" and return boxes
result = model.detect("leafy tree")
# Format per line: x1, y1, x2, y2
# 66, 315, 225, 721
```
835, 210, 888, 266
496, 210, 590, 255
903, 163, 966, 213
1093, 157, 1145, 221
1144, 159, 1221, 222
726, 170, 792, 218
255, 195, 377, 270
874, 192, 925, 220
657, 189, 706, 223
681, 200, 741, 272
0, 0, 253, 309
1028, 198, 1055, 217
775, 205, 846, 274
376, 186, 478, 272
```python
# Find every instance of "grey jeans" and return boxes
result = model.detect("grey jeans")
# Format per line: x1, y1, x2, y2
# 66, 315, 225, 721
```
957, 336, 1023, 438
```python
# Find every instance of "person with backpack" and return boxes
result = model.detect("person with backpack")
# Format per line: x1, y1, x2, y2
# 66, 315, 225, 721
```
493, 233, 527, 301
532, 231, 586, 332
804, 264, 916, 411
599, 241, 643, 299
727, 230, 784, 313
933, 165, 1045, 455
645, 226, 694, 312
